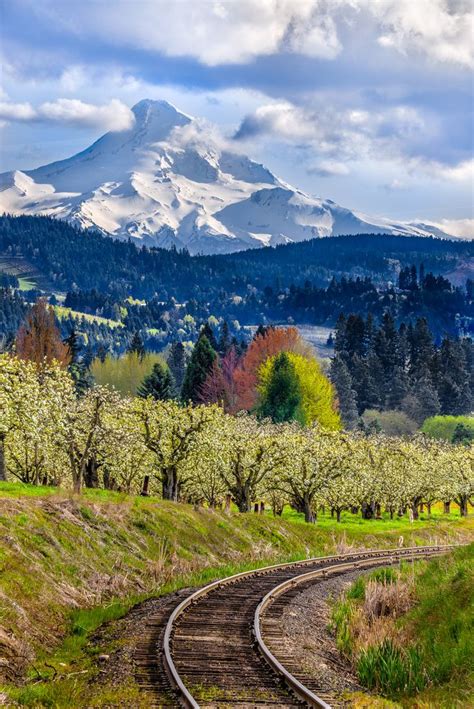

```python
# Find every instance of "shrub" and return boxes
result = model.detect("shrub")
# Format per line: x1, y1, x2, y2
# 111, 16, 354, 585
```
422, 415, 474, 443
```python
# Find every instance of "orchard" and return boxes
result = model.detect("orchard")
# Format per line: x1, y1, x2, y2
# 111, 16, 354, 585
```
0, 353, 472, 522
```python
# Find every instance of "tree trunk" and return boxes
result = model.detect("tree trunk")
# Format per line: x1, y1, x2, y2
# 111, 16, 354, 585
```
303, 496, 316, 523
427, 502, 432, 515
84, 457, 99, 488
390, 508, 394, 520
259, 502, 265, 514
254, 503, 259, 513
73, 474, 81, 495
459, 496, 468, 517
162, 467, 179, 501
0, 433, 6, 482
224, 494, 231, 514
411, 502, 419, 520
140, 475, 150, 497
419, 502, 424, 513
336, 508, 341, 523
361, 501, 376, 519
443, 500, 451, 514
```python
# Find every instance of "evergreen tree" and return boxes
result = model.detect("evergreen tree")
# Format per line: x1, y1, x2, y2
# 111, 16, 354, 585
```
137, 361, 175, 400
437, 338, 472, 414
181, 335, 217, 404
167, 341, 186, 397
330, 356, 359, 429
199, 322, 218, 351
351, 355, 380, 414
64, 327, 92, 395
409, 318, 434, 379
402, 376, 440, 424
127, 331, 145, 360
64, 328, 81, 363
257, 352, 303, 424
386, 365, 410, 409
218, 320, 231, 355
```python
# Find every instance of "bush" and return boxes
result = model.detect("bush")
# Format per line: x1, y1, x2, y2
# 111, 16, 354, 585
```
422, 415, 474, 443
362, 409, 418, 437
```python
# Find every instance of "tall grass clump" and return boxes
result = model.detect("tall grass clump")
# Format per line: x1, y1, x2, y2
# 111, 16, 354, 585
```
357, 639, 426, 695
330, 545, 474, 704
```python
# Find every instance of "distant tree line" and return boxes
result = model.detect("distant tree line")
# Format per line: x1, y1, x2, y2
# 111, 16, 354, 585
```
330, 312, 473, 430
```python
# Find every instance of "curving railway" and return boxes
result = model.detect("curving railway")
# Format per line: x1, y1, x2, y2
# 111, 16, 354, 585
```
137, 545, 454, 708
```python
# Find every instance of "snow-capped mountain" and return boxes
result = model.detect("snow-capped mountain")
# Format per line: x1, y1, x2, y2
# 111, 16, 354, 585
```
0, 99, 452, 254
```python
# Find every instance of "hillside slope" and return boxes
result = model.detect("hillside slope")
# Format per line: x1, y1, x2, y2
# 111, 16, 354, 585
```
0, 484, 472, 692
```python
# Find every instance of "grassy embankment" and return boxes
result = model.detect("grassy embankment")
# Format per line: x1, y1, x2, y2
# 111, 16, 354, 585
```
0, 482, 472, 707
331, 544, 473, 708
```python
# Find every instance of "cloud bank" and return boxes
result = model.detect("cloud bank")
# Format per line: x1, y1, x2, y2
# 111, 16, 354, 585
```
0, 98, 134, 132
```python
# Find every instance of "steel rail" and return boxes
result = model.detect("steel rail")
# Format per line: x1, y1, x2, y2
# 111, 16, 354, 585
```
254, 547, 449, 708
162, 544, 455, 707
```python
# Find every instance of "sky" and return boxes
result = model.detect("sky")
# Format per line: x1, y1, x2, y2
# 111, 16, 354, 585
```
0, 0, 473, 235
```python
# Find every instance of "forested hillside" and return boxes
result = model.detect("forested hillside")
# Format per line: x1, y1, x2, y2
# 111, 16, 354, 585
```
0, 216, 472, 353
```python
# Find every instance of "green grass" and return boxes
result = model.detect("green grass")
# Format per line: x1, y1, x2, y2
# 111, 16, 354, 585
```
332, 544, 474, 707
18, 277, 36, 291
0, 482, 472, 707
53, 305, 123, 328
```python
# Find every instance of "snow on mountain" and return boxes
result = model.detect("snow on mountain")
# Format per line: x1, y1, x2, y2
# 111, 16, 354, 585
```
0, 99, 455, 254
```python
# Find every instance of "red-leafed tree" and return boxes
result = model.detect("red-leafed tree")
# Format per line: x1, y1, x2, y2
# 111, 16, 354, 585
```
199, 346, 240, 412
234, 327, 310, 410
16, 299, 70, 368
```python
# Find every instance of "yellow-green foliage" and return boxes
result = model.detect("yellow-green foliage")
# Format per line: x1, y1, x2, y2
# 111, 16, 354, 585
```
90, 352, 165, 396
259, 351, 341, 429
422, 415, 474, 442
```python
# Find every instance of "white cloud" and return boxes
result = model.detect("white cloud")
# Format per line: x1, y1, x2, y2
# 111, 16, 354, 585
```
307, 160, 350, 177
0, 98, 135, 131
235, 99, 474, 187
429, 218, 474, 238
370, 0, 474, 69
0, 101, 37, 121
235, 100, 426, 159
33, 0, 473, 68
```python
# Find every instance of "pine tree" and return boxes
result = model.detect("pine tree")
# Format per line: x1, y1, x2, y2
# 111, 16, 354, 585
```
218, 320, 231, 355
412, 376, 440, 422
257, 352, 303, 424
64, 328, 92, 395
409, 318, 434, 379
437, 338, 472, 414
181, 335, 217, 404
199, 323, 218, 351
167, 341, 187, 397
386, 366, 409, 409
351, 355, 380, 414
137, 361, 175, 400
330, 356, 359, 429
127, 331, 145, 360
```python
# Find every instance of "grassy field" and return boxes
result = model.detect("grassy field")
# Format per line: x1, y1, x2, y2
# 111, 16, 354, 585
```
0, 482, 472, 707
53, 305, 123, 328
331, 544, 473, 708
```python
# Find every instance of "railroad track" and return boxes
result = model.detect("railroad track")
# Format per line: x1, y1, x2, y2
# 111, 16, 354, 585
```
159, 544, 453, 708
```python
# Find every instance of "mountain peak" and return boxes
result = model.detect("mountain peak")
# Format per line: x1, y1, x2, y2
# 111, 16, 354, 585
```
131, 98, 192, 134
